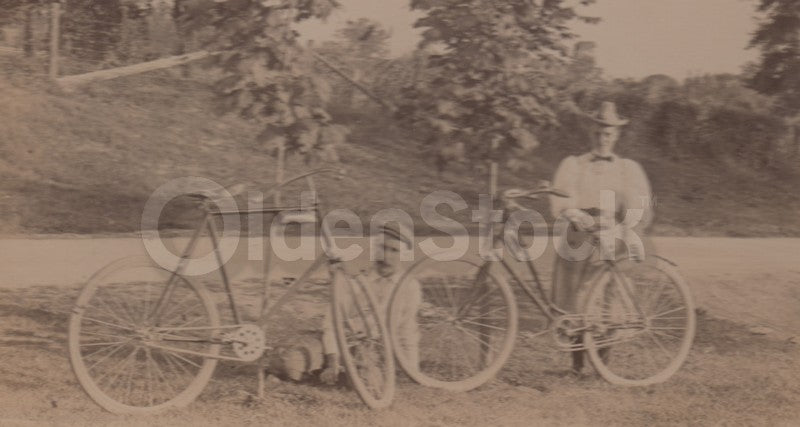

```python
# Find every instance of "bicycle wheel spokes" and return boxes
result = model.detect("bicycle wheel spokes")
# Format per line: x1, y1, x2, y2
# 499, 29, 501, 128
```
334, 273, 395, 409
584, 259, 696, 386
69, 257, 220, 414
390, 258, 518, 391
352, 338, 388, 397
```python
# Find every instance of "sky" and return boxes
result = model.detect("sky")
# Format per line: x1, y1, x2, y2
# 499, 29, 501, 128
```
296, 0, 762, 80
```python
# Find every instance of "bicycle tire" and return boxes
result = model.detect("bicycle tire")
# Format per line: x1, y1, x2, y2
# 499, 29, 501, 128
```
388, 255, 518, 392
332, 269, 396, 409
68, 256, 220, 414
583, 256, 696, 386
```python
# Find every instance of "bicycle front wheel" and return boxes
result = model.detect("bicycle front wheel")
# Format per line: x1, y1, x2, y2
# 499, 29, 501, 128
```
583, 256, 696, 386
332, 270, 396, 409
388, 256, 518, 392
68, 256, 220, 414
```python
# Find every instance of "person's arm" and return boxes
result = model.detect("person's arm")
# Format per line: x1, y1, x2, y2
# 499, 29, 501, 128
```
396, 278, 422, 370
551, 155, 594, 229
320, 284, 351, 384
321, 304, 338, 357
621, 160, 653, 260
621, 160, 653, 233
550, 155, 579, 219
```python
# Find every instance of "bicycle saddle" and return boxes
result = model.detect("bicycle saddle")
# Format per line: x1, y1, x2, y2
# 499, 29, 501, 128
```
185, 183, 247, 203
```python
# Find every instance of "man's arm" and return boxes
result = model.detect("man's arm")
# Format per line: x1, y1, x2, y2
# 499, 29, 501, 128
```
550, 155, 579, 219
395, 277, 422, 369
321, 305, 338, 356
320, 285, 352, 384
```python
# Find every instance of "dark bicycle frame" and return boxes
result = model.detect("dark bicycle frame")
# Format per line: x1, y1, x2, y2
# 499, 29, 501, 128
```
477, 201, 655, 338
148, 168, 344, 356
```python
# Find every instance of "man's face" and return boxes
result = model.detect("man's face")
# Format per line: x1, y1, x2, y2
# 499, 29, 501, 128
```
593, 125, 620, 156
377, 236, 405, 275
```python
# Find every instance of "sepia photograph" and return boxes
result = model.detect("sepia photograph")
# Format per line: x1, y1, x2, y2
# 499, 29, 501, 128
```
1, 0, 799, 425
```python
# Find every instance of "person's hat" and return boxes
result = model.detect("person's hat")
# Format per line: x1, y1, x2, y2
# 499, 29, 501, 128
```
589, 101, 629, 127
378, 222, 413, 250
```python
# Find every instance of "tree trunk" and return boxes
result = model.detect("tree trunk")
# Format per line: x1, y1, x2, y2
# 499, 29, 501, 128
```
275, 142, 286, 206
489, 160, 498, 200
49, 2, 60, 79
668, 129, 679, 161
23, 6, 33, 57
794, 123, 800, 160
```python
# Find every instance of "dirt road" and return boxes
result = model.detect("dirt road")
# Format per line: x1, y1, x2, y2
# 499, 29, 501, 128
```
2, 236, 798, 335
0, 236, 799, 425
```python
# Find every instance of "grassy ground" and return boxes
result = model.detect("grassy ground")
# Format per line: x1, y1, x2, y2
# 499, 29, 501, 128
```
1, 72, 799, 236
1, 280, 798, 426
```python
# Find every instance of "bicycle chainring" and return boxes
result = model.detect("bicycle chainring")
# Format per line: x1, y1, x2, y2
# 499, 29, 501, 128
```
225, 324, 266, 362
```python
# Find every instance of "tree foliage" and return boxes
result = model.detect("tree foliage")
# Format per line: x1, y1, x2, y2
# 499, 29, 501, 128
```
181, 0, 346, 164
551, 41, 604, 113
61, 0, 124, 62
313, 18, 393, 109
331, 17, 392, 59
748, 0, 800, 114
396, 0, 597, 169
0, 0, 49, 56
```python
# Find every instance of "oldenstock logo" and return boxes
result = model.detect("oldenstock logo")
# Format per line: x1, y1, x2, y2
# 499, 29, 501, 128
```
141, 178, 648, 276
142, 177, 241, 275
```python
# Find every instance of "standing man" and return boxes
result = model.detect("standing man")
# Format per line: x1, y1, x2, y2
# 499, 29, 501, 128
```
549, 101, 653, 375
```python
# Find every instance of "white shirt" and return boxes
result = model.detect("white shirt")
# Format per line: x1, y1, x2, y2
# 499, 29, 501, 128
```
322, 267, 421, 356
549, 152, 653, 230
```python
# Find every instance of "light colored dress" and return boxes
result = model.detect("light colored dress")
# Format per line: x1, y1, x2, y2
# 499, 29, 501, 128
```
549, 152, 653, 311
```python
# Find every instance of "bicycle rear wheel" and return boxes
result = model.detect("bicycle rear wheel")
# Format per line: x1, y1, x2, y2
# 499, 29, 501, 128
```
583, 257, 696, 386
68, 256, 220, 414
388, 256, 518, 392
332, 270, 395, 409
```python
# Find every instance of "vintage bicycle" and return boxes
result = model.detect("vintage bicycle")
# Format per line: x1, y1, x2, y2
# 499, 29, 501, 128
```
67, 168, 395, 413
388, 184, 696, 391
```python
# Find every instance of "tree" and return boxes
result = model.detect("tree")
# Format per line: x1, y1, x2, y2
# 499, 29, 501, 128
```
649, 100, 699, 160
332, 17, 391, 59
314, 18, 392, 109
748, 0, 800, 158
748, 0, 800, 113
556, 41, 604, 110
396, 0, 598, 184
181, 0, 346, 185
0, 0, 49, 57
61, 0, 124, 62
684, 74, 773, 114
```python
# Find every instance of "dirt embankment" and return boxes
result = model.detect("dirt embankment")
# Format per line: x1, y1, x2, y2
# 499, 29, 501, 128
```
1, 78, 800, 237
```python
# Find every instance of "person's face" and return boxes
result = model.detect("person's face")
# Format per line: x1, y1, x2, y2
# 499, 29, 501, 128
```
377, 237, 405, 275
593, 126, 620, 156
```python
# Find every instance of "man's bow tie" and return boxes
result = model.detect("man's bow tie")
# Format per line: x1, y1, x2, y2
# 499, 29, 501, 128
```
590, 154, 614, 162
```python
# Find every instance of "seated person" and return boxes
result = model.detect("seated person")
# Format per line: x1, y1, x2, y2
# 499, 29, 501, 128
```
267, 223, 421, 384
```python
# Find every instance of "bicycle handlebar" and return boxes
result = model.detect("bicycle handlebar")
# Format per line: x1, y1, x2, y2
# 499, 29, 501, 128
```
501, 181, 569, 204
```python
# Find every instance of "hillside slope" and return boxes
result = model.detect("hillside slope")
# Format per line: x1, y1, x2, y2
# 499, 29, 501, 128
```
1, 74, 799, 236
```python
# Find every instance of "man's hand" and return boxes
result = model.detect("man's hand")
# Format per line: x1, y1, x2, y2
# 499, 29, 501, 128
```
319, 353, 340, 385
563, 208, 595, 231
